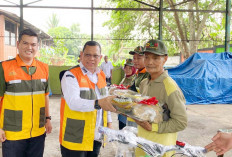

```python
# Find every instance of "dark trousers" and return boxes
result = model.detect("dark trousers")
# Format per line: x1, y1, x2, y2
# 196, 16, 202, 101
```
119, 121, 126, 130
2, 133, 46, 157
106, 78, 111, 86
60, 140, 102, 157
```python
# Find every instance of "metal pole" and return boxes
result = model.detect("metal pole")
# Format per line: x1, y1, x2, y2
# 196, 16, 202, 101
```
0, 5, 227, 13
225, 0, 231, 52
91, 0, 93, 41
19, 0, 24, 32
158, 0, 163, 40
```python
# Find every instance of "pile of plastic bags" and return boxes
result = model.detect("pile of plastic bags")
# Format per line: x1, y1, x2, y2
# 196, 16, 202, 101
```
109, 84, 163, 123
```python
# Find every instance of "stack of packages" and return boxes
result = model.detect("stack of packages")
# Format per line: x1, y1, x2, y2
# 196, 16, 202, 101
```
109, 84, 163, 123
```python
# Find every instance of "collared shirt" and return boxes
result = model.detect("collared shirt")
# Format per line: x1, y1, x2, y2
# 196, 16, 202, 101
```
16, 54, 36, 66
61, 62, 112, 141
136, 67, 146, 75
100, 61, 113, 78
139, 71, 187, 133
119, 74, 136, 87
16, 55, 37, 75
0, 55, 49, 98
136, 71, 187, 157
129, 67, 149, 92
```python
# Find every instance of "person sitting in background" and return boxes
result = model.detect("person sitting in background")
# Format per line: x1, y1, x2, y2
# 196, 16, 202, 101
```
118, 59, 136, 130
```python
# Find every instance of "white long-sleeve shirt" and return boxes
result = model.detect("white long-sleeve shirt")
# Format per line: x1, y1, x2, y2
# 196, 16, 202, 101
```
61, 62, 112, 141
100, 61, 113, 78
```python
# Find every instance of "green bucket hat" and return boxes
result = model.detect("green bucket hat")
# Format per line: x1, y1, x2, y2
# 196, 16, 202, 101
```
129, 46, 144, 55
124, 58, 134, 66
143, 40, 168, 55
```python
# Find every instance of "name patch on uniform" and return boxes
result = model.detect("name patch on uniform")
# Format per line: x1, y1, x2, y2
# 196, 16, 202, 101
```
9, 80, 21, 84
41, 79, 47, 82
66, 74, 75, 78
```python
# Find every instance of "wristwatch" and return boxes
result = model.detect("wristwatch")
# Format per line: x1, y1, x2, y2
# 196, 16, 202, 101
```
46, 116, 51, 120
94, 100, 101, 110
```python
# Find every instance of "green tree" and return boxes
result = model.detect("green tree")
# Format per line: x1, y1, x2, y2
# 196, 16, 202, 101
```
39, 25, 85, 65
48, 25, 83, 58
46, 13, 60, 29
103, 0, 225, 59
38, 36, 75, 66
67, 23, 82, 58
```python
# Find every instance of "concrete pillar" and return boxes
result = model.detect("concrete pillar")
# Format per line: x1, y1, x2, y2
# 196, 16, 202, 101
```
0, 15, 5, 61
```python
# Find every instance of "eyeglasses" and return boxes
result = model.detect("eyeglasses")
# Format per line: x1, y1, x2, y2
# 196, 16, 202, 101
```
84, 53, 101, 59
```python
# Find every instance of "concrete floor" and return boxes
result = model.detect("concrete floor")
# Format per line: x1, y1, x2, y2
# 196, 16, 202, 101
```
1, 95, 232, 157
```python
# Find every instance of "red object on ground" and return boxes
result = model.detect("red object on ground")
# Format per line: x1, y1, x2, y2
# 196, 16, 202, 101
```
176, 141, 186, 147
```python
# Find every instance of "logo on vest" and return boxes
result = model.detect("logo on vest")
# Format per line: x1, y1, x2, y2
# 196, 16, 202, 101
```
81, 78, 87, 83
9, 71, 17, 76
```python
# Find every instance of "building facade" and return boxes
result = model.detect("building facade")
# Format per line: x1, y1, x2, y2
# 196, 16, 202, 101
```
0, 9, 52, 61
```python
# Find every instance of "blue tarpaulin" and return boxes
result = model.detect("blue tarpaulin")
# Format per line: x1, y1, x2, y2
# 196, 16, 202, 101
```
168, 52, 232, 105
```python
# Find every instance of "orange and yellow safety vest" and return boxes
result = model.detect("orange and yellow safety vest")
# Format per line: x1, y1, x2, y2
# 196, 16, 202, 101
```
0, 55, 49, 140
59, 66, 108, 151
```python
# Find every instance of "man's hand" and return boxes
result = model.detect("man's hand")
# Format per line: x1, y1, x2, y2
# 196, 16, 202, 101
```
0, 129, 6, 142
205, 132, 232, 155
134, 119, 152, 131
45, 120, 52, 134
98, 96, 116, 112
107, 122, 113, 129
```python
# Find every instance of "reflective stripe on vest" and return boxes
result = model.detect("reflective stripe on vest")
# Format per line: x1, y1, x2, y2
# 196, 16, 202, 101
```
60, 66, 108, 151
0, 59, 48, 140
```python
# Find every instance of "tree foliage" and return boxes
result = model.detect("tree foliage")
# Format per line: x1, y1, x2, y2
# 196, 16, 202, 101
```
38, 34, 75, 66
46, 13, 60, 29
39, 14, 85, 65
47, 25, 83, 58
103, 0, 226, 59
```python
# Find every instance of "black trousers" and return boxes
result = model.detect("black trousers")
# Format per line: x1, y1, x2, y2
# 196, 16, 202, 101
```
2, 133, 46, 157
118, 121, 126, 130
106, 78, 111, 86
61, 140, 102, 157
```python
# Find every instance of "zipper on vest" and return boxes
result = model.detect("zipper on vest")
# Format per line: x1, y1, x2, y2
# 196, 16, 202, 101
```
30, 74, 34, 137
102, 111, 105, 148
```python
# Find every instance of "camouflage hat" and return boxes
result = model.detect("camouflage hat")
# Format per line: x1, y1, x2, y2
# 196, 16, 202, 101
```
143, 40, 168, 55
124, 58, 134, 66
129, 46, 144, 55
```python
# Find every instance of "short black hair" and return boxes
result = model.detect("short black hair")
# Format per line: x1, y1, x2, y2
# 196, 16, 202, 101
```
83, 41, 101, 53
18, 29, 39, 42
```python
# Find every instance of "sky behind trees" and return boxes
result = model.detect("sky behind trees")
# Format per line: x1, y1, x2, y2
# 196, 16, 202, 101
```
0, 0, 110, 34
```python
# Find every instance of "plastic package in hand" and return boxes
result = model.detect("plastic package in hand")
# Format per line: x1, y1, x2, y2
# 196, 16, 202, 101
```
109, 84, 128, 95
132, 104, 163, 123
109, 85, 163, 123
